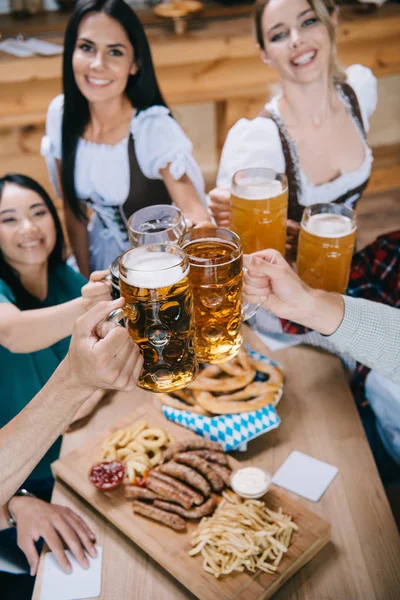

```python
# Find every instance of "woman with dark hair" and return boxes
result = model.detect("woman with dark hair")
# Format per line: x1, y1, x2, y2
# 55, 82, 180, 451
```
0, 174, 110, 594
210, 0, 377, 254
42, 0, 209, 277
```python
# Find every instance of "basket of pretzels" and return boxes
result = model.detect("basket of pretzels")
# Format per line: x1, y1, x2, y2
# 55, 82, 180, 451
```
159, 347, 283, 451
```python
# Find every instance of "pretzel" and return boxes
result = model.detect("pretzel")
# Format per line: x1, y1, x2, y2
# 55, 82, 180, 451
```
158, 347, 284, 416
195, 389, 281, 415
248, 358, 284, 387
218, 358, 246, 377
173, 388, 196, 405
189, 368, 255, 392
159, 393, 211, 416
207, 381, 274, 403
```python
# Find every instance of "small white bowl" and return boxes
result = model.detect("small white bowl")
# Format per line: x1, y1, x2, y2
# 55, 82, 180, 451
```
230, 467, 272, 499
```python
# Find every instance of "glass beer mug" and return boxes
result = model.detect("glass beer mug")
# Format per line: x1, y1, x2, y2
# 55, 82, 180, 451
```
179, 226, 260, 364
110, 255, 121, 300
127, 205, 188, 247
231, 167, 288, 255
297, 203, 357, 294
108, 244, 197, 392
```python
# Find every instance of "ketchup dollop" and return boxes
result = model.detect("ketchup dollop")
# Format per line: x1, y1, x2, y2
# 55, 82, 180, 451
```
89, 461, 126, 491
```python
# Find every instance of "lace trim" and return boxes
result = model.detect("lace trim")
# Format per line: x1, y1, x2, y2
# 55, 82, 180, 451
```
156, 151, 188, 180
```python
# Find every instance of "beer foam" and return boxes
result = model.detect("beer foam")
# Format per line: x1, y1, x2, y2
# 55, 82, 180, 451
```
305, 213, 355, 238
234, 178, 283, 200
121, 250, 187, 288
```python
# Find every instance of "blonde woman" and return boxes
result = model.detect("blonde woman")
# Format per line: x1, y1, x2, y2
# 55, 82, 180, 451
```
210, 0, 377, 255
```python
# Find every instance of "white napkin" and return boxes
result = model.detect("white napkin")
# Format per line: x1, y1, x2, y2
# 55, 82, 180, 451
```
40, 546, 102, 600
272, 451, 339, 502
0, 40, 34, 57
21, 38, 64, 56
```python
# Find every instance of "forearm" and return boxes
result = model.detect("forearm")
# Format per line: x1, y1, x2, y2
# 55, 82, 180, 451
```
2, 298, 86, 353
328, 296, 400, 384
162, 170, 210, 224
0, 359, 94, 504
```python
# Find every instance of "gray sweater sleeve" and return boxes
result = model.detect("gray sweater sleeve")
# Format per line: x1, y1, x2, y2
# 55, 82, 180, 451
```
328, 296, 400, 385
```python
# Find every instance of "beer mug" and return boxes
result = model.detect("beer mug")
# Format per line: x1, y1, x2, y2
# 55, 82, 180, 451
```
108, 244, 197, 392
297, 203, 357, 294
179, 226, 260, 364
127, 205, 188, 247
231, 167, 288, 255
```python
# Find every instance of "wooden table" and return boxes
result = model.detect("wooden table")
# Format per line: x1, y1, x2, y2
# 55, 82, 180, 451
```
32, 328, 400, 600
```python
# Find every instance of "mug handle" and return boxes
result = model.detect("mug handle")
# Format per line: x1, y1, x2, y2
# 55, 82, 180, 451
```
96, 307, 127, 338
242, 266, 265, 321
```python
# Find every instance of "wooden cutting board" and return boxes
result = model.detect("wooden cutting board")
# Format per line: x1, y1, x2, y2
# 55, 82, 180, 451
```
52, 404, 330, 600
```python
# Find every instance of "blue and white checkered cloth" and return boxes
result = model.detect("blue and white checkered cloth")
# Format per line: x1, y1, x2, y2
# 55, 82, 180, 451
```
162, 349, 282, 452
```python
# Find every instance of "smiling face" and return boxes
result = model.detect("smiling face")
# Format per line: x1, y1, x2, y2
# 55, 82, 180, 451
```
0, 183, 56, 270
259, 0, 336, 84
72, 12, 138, 104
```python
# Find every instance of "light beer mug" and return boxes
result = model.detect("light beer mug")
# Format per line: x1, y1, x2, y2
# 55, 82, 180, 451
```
297, 203, 357, 294
108, 244, 197, 392
179, 226, 261, 364
231, 167, 288, 255
128, 205, 188, 247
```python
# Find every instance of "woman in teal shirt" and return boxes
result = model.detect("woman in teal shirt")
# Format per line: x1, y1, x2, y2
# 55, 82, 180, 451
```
0, 174, 110, 597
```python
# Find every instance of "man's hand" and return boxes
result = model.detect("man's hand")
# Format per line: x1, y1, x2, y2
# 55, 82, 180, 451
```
208, 188, 231, 227
66, 298, 143, 394
243, 250, 345, 335
9, 496, 97, 576
81, 269, 111, 311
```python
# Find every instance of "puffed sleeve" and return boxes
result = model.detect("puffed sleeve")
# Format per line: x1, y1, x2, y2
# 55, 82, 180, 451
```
216, 116, 285, 189
346, 64, 377, 133
132, 106, 206, 205
41, 94, 64, 197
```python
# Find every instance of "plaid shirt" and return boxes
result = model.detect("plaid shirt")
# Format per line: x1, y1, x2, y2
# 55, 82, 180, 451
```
282, 230, 400, 398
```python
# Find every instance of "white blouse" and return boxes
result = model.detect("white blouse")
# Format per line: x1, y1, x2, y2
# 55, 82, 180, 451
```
41, 95, 206, 205
217, 65, 377, 207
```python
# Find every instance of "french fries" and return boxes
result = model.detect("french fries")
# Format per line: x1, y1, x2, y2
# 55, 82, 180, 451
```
189, 491, 297, 578
159, 347, 284, 415
100, 420, 172, 483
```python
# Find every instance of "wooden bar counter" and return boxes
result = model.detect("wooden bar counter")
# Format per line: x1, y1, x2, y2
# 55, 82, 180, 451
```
31, 327, 400, 599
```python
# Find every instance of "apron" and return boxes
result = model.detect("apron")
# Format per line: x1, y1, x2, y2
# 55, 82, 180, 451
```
84, 135, 172, 270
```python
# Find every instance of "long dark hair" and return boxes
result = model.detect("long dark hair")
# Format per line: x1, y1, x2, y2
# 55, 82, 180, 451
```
0, 174, 65, 310
62, 0, 168, 220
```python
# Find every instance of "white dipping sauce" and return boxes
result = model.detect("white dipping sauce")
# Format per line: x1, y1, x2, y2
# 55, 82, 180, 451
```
230, 467, 271, 497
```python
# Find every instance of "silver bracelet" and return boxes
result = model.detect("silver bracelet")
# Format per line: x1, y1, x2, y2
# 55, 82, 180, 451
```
6, 488, 36, 527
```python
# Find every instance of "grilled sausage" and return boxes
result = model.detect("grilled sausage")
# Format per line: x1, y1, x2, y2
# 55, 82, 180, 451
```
153, 497, 217, 519
149, 470, 203, 506
163, 439, 223, 461
187, 450, 230, 467
159, 461, 211, 497
174, 453, 224, 492
132, 501, 187, 531
124, 486, 161, 501
206, 462, 232, 487
146, 475, 193, 509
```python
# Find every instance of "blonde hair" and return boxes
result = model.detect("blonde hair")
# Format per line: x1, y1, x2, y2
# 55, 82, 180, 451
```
254, 0, 347, 84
